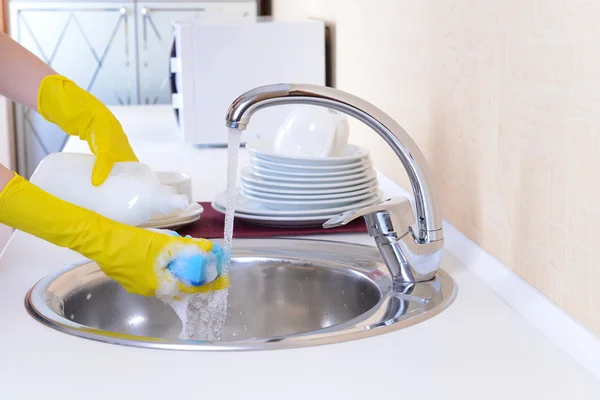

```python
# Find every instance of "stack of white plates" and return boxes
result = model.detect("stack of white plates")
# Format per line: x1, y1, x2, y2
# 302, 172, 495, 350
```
212, 140, 382, 227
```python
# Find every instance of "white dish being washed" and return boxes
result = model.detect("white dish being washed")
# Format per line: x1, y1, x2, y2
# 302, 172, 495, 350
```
155, 171, 192, 199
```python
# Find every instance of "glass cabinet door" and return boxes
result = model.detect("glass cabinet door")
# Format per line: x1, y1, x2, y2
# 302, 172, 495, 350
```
136, 1, 256, 105
8, 0, 257, 177
9, 1, 137, 177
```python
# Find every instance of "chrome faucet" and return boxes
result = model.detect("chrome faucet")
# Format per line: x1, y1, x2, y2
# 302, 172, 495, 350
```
225, 84, 443, 283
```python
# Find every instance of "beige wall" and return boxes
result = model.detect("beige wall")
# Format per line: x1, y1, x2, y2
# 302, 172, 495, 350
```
0, 0, 6, 32
273, 0, 600, 336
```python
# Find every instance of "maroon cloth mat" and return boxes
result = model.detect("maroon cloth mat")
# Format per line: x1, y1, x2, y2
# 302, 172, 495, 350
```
177, 202, 368, 239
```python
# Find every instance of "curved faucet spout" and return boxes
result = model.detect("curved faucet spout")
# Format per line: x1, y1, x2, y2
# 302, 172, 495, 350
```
225, 83, 443, 243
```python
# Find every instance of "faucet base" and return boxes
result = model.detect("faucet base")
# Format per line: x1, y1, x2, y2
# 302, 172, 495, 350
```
376, 234, 444, 283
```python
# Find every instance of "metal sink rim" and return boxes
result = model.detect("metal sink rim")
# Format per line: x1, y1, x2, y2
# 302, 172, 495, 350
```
24, 237, 457, 351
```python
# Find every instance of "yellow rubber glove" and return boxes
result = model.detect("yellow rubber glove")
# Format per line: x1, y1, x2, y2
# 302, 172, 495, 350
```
0, 173, 229, 296
37, 75, 138, 186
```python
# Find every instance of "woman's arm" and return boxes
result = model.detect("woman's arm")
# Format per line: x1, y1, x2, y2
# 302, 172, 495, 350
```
0, 31, 137, 185
0, 163, 15, 191
0, 32, 52, 191
0, 32, 226, 296
0, 32, 56, 111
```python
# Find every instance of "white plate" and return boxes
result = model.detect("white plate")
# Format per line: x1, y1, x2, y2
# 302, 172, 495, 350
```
241, 179, 378, 195
249, 166, 373, 183
240, 184, 377, 200
145, 202, 203, 223
139, 203, 203, 228
247, 140, 370, 166
240, 167, 377, 190
251, 162, 371, 178
214, 189, 383, 216
240, 188, 378, 211
211, 202, 343, 228
143, 215, 201, 230
250, 156, 372, 173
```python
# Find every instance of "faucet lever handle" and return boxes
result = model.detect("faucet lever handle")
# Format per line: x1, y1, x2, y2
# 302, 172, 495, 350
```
323, 196, 415, 237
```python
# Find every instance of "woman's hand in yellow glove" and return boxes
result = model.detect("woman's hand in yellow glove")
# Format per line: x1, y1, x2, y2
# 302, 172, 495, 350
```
0, 173, 228, 296
0, 35, 133, 185
37, 75, 138, 186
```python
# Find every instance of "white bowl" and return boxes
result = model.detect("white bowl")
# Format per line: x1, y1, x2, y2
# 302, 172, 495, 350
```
272, 105, 349, 158
155, 171, 192, 199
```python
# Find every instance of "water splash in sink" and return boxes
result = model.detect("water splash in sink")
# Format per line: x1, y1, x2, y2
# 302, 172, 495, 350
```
184, 289, 229, 340
156, 129, 242, 341
180, 128, 242, 340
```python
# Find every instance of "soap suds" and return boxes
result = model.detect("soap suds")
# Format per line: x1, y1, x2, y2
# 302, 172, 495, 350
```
152, 235, 228, 341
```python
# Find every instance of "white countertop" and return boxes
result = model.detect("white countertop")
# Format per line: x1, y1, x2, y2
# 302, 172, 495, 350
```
1, 105, 599, 399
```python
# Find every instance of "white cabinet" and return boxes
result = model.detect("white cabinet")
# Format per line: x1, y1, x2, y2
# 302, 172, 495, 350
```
137, 2, 254, 105
8, 0, 256, 177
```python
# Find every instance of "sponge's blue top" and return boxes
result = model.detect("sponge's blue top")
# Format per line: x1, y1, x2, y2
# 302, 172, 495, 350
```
162, 230, 224, 287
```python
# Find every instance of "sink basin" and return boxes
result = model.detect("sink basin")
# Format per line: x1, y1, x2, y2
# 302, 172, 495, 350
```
25, 238, 457, 351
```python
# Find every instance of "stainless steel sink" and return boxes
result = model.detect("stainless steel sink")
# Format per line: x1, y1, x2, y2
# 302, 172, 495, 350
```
25, 238, 457, 351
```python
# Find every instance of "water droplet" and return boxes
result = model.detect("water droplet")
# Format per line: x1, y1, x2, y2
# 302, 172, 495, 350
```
342, 290, 346, 295
344, 304, 347, 308
70, 314, 74, 319
86, 293, 91, 300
